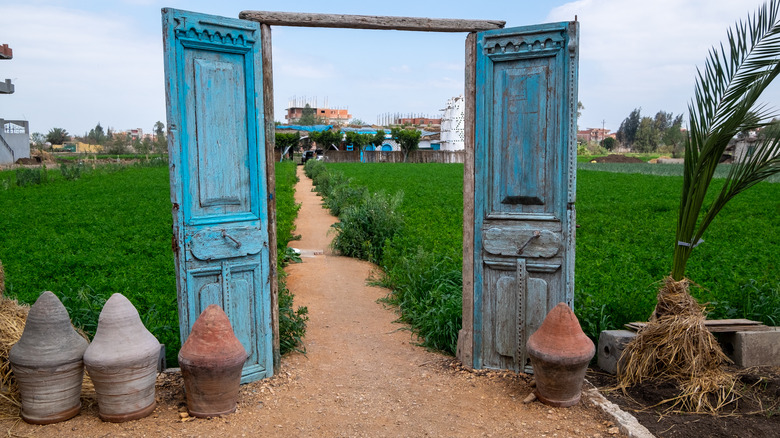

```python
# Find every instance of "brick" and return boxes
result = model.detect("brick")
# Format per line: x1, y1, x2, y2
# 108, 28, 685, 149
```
597, 330, 636, 375
716, 328, 780, 368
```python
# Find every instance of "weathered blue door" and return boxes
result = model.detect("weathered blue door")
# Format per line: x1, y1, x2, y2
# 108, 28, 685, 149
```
162, 8, 273, 382
458, 22, 579, 372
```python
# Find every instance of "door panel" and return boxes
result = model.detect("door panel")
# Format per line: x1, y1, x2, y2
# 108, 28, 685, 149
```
465, 21, 579, 372
163, 8, 273, 383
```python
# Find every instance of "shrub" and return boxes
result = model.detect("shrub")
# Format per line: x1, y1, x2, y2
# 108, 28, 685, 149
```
330, 191, 404, 264
278, 275, 309, 354
60, 162, 84, 181
15, 165, 49, 187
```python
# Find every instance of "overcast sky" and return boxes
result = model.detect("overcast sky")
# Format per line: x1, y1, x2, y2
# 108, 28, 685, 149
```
1, 0, 777, 137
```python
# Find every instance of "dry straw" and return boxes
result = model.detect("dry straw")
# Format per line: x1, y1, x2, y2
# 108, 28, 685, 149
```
618, 277, 738, 413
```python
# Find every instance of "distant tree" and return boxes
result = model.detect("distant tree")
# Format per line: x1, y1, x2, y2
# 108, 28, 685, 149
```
633, 117, 657, 152
349, 118, 366, 126
601, 137, 617, 151
105, 132, 130, 155
298, 104, 321, 125
391, 127, 421, 162
370, 130, 386, 149
616, 108, 641, 146
45, 127, 70, 145
345, 131, 371, 153
275, 132, 300, 158
87, 123, 106, 145
30, 132, 45, 149
137, 137, 153, 154
310, 129, 342, 150
577, 101, 584, 119
662, 114, 686, 156
154, 121, 165, 139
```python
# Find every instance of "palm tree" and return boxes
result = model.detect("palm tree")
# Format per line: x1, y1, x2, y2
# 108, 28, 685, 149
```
619, 0, 780, 412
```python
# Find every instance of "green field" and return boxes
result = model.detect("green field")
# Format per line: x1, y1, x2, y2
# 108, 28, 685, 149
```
0, 160, 302, 364
2, 160, 777, 359
327, 162, 780, 346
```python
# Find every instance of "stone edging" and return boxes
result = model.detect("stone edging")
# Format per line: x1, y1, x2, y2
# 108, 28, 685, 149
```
583, 381, 655, 438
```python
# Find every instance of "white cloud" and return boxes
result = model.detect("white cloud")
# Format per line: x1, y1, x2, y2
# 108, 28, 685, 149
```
547, 0, 776, 130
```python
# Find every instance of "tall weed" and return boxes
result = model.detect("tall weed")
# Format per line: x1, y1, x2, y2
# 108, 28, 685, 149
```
330, 191, 404, 264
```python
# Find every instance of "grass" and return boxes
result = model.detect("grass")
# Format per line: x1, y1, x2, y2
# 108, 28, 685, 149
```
325, 163, 779, 350
0, 160, 305, 364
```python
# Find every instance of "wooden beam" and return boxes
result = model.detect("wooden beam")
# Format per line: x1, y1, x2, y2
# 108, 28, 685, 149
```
239, 11, 504, 32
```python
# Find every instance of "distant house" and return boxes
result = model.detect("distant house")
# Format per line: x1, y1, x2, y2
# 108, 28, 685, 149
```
577, 128, 612, 143
0, 119, 30, 165
440, 95, 465, 151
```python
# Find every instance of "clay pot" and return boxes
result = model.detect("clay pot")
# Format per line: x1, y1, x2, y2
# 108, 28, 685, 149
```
527, 302, 595, 407
179, 304, 247, 417
9, 291, 88, 424
83, 293, 161, 422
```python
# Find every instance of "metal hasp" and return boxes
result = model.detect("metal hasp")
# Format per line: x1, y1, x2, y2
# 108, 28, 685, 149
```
458, 21, 579, 373
162, 8, 277, 383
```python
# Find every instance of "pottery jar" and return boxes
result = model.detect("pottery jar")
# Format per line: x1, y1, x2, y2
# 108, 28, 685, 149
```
83, 293, 161, 422
527, 302, 595, 407
179, 304, 248, 417
9, 291, 88, 424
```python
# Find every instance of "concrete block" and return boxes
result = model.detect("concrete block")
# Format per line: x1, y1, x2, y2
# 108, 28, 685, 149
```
716, 328, 780, 368
597, 330, 636, 375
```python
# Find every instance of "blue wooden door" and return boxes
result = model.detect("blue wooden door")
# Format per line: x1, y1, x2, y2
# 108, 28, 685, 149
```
465, 22, 579, 372
162, 8, 273, 382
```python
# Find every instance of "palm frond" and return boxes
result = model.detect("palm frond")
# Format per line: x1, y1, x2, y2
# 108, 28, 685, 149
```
672, 0, 780, 280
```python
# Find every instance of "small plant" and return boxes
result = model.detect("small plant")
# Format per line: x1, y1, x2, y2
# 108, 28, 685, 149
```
278, 277, 308, 355
15, 165, 48, 187
330, 191, 404, 264
60, 162, 84, 181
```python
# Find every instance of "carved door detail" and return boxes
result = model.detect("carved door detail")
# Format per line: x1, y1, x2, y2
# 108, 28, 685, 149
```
162, 8, 273, 383
460, 22, 579, 372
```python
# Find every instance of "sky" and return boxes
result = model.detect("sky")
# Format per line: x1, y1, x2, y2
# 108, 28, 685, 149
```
1, 0, 778, 137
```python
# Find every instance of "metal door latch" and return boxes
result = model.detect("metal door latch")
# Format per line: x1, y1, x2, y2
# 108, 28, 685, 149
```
221, 229, 242, 248
517, 230, 541, 254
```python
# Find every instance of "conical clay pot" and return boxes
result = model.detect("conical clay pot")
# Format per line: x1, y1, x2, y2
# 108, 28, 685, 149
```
9, 291, 88, 424
527, 302, 595, 407
83, 293, 161, 422
179, 304, 248, 417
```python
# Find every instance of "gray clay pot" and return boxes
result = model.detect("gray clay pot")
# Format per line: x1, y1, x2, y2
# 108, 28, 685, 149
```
10, 291, 88, 424
83, 293, 161, 422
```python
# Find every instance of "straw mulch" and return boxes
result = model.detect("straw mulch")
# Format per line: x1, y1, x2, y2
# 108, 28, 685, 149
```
0, 287, 28, 419
617, 277, 739, 413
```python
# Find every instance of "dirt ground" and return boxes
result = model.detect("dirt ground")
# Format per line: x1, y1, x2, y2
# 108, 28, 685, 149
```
589, 366, 780, 438
590, 155, 645, 163
3, 167, 622, 437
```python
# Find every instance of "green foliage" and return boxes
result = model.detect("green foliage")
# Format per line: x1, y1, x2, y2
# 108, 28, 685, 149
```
278, 275, 309, 354
309, 129, 342, 151
390, 128, 422, 161
15, 165, 49, 187
273, 161, 308, 353
616, 108, 641, 146
298, 103, 322, 125
371, 130, 386, 149
87, 123, 106, 145
45, 127, 70, 145
672, 0, 780, 280
344, 131, 371, 151
0, 160, 306, 365
331, 190, 404, 264
274, 132, 300, 152
59, 162, 84, 181
601, 137, 617, 151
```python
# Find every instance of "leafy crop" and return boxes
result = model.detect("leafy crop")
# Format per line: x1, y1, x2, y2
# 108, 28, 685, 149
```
0, 160, 306, 365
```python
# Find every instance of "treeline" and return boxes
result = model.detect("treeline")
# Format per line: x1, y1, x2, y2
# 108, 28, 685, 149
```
615, 108, 685, 153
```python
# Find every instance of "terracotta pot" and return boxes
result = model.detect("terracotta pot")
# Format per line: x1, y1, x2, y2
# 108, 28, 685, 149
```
527, 302, 595, 407
83, 293, 161, 422
179, 304, 247, 417
9, 291, 88, 424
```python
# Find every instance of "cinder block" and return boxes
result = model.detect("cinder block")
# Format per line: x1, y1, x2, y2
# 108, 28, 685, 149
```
717, 328, 780, 368
597, 330, 636, 375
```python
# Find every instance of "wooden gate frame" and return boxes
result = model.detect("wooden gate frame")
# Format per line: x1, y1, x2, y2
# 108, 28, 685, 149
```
233, 11, 576, 373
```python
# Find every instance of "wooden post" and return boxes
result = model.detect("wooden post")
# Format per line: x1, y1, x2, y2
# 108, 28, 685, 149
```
261, 23, 281, 375
457, 32, 477, 369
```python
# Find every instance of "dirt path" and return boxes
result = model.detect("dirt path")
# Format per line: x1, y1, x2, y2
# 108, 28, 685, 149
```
7, 167, 621, 437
